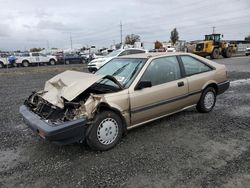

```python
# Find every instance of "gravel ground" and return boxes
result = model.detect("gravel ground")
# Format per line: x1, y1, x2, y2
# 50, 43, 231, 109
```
0, 57, 250, 188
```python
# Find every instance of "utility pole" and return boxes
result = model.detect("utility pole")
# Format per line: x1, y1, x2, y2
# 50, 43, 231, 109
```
70, 33, 73, 49
46, 40, 50, 49
212, 26, 216, 34
120, 21, 123, 45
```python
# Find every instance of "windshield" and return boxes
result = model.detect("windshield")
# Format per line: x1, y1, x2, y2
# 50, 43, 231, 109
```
95, 58, 147, 88
105, 50, 122, 58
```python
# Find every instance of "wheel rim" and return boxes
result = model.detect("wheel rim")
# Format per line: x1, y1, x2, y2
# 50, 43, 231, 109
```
97, 118, 118, 145
204, 91, 215, 109
50, 60, 55, 65
23, 62, 28, 67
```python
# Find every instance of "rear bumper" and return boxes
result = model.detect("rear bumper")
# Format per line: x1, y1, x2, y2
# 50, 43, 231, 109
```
19, 105, 87, 145
217, 80, 230, 95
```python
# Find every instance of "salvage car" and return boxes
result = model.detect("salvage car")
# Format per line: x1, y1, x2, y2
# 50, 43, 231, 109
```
64, 53, 87, 64
16, 52, 57, 67
245, 47, 250, 56
0, 57, 9, 68
20, 52, 229, 150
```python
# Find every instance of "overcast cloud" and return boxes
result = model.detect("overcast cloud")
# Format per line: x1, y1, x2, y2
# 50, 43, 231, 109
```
0, 0, 250, 50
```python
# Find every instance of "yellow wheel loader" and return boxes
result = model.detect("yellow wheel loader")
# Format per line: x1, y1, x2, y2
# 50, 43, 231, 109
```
193, 34, 235, 59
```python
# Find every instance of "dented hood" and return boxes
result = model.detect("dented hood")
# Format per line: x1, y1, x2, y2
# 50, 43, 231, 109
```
41, 71, 104, 108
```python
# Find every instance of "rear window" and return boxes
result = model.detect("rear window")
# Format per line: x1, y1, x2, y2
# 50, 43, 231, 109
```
180, 55, 212, 76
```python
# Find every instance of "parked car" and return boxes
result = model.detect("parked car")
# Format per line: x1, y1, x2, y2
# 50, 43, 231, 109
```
0, 57, 9, 68
245, 47, 250, 56
20, 52, 229, 150
16, 52, 57, 67
52, 52, 64, 64
64, 53, 87, 64
87, 48, 147, 72
0, 54, 17, 68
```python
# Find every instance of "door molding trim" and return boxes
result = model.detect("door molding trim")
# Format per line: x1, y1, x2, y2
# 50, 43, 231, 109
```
128, 104, 196, 130
130, 90, 201, 114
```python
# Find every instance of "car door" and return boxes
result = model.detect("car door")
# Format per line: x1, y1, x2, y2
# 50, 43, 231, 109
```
179, 55, 214, 105
38, 53, 48, 63
129, 56, 189, 125
31, 53, 40, 63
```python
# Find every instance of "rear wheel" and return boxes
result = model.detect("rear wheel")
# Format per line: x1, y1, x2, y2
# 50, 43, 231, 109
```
49, 59, 56, 65
22, 60, 29, 67
223, 47, 232, 58
65, 60, 70, 65
210, 48, 220, 59
87, 111, 123, 151
196, 87, 216, 113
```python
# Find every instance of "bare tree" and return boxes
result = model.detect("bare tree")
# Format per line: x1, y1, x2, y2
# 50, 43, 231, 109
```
125, 34, 140, 45
245, 34, 250, 41
29, 48, 44, 52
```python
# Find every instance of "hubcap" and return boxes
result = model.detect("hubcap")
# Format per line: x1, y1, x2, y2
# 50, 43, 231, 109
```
204, 91, 215, 109
97, 118, 118, 145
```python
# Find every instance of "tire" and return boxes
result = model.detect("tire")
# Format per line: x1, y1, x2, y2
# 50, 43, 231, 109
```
22, 60, 29, 67
196, 87, 216, 113
223, 47, 232, 58
13, 62, 18, 67
210, 48, 220, 59
87, 111, 123, 151
0, 62, 4, 69
81, 59, 86, 64
49, 59, 56, 65
65, 60, 70, 65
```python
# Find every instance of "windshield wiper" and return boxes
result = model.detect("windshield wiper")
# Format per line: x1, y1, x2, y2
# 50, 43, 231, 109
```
126, 62, 142, 84
112, 63, 129, 76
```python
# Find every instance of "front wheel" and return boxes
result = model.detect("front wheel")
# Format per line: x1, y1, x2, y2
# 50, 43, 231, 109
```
196, 87, 216, 113
0, 62, 4, 69
87, 111, 123, 151
22, 61, 29, 67
210, 48, 220, 59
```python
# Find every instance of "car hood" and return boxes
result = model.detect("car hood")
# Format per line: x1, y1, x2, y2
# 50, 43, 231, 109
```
41, 70, 122, 108
90, 57, 111, 64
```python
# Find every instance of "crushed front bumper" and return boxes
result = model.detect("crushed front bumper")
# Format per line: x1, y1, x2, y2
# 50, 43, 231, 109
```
19, 105, 87, 145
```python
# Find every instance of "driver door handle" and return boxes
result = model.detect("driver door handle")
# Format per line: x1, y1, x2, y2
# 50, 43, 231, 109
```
177, 81, 184, 87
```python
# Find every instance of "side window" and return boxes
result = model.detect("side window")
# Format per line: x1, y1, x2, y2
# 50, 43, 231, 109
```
32, 53, 39, 57
180, 56, 212, 76
39, 53, 46, 57
130, 50, 145, 54
141, 56, 181, 86
119, 51, 128, 56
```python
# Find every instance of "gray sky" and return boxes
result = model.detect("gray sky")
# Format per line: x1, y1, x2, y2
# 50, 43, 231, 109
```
0, 0, 250, 51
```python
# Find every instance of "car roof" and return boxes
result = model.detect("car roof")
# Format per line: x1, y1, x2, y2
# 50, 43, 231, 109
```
117, 52, 189, 59
122, 48, 146, 51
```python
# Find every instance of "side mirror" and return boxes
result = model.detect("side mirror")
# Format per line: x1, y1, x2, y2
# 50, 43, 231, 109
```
135, 80, 152, 90
221, 34, 224, 38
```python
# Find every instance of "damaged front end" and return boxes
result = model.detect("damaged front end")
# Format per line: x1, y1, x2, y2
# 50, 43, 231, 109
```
19, 70, 123, 145
24, 91, 103, 124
